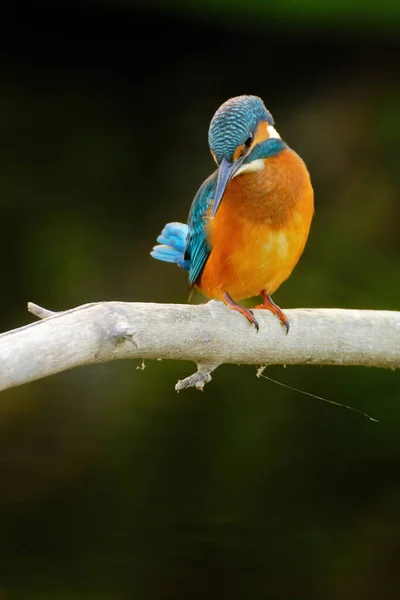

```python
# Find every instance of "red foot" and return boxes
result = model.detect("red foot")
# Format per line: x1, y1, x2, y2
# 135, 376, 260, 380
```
254, 290, 290, 334
222, 291, 259, 331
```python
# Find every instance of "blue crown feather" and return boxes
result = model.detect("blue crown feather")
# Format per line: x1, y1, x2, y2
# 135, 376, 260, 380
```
208, 95, 273, 164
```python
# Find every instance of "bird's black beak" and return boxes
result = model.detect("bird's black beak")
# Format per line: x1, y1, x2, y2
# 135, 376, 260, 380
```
212, 156, 245, 218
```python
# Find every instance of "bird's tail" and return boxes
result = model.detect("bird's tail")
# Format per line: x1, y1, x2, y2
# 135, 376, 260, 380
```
150, 222, 190, 271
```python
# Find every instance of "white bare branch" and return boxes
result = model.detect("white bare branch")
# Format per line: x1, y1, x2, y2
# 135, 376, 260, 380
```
0, 300, 398, 393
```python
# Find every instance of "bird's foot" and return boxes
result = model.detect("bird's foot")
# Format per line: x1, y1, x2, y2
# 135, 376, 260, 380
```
222, 291, 259, 331
254, 291, 290, 334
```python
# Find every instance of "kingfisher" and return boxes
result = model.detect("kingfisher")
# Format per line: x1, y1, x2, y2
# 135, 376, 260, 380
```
151, 95, 314, 331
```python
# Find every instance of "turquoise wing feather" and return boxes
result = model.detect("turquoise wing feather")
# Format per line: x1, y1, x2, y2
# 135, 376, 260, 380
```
185, 170, 218, 288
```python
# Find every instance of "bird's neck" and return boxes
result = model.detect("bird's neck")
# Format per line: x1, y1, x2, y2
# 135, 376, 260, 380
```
222, 148, 312, 228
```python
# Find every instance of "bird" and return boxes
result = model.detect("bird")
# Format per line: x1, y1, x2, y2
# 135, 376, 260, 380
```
151, 95, 314, 332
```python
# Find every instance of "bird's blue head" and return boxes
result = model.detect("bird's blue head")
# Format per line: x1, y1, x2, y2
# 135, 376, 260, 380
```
207, 95, 277, 217
208, 95, 274, 165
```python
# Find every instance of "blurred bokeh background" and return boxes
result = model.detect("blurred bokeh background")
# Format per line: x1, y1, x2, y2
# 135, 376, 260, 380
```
0, 1, 399, 598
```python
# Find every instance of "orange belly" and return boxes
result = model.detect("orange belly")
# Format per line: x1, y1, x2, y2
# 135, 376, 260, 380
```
197, 148, 314, 301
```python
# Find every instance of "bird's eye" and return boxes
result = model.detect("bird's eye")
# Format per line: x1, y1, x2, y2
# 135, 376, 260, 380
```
244, 133, 253, 148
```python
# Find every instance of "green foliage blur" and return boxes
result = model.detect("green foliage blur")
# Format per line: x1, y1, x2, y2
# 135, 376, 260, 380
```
0, 2, 399, 598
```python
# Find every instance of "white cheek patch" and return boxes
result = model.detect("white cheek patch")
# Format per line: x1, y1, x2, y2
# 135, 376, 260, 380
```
232, 124, 281, 178
267, 124, 281, 139
233, 159, 265, 177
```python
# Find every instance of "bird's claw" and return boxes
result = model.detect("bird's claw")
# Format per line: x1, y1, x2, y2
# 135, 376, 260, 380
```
254, 291, 290, 334
248, 310, 259, 332
222, 291, 259, 331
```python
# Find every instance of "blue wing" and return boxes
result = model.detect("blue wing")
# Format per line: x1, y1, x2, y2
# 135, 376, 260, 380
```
151, 170, 217, 286
185, 170, 218, 288
184, 141, 286, 285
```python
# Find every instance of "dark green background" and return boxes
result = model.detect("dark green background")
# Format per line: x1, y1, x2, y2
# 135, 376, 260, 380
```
0, 2, 399, 598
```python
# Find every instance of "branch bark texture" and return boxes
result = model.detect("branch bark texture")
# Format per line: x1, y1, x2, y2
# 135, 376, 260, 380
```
0, 301, 399, 393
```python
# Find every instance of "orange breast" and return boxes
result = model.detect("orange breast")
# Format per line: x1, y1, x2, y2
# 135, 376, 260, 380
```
197, 148, 314, 301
